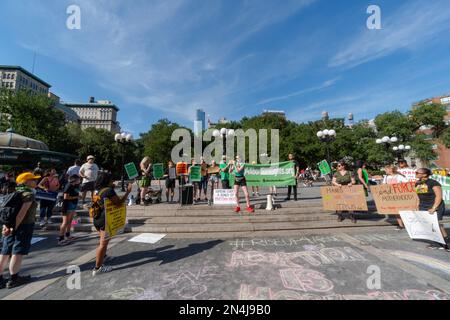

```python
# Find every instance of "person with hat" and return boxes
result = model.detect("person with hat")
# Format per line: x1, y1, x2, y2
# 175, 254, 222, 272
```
79, 156, 99, 206
0, 172, 40, 289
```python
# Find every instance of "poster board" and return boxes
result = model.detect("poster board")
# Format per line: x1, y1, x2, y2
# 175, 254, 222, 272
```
124, 162, 139, 180
189, 166, 201, 182
317, 160, 331, 175
399, 211, 446, 245
176, 162, 188, 176
208, 166, 220, 174
432, 175, 450, 205
320, 185, 368, 211
169, 167, 176, 179
105, 199, 127, 238
371, 183, 419, 214
398, 168, 417, 182
213, 189, 236, 205
153, 163, 164, 179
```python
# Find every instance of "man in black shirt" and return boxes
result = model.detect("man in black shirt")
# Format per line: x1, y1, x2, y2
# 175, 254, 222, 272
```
285, 154, 300, 201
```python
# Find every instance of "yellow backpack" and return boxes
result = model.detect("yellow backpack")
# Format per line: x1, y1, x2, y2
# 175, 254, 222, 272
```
89, 188, 109, 220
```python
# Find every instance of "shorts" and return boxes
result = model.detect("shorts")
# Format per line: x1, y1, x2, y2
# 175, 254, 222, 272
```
140, 176, 151, 188
234, 176, 247, 187
165, 179, 176, 189
81, 181, 95, 192
62, 201, 78, 215
200, 176, 208, 190
209, 176, 219, 184
1, 224, 34, 256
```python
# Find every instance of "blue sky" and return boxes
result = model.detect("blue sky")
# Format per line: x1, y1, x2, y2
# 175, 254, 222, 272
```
1, 0, 450, 137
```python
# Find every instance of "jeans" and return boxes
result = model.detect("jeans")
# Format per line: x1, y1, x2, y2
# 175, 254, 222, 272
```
287, 182, 298, 199
40, 199, 56, 221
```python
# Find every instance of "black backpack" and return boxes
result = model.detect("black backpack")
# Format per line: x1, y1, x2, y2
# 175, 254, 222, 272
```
0, 192, 23, 228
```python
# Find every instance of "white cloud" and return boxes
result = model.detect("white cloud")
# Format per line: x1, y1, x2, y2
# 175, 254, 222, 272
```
330, 0, 450, 69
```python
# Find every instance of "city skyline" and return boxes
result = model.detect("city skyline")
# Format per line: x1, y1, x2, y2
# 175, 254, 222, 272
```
1, 0, 450, 137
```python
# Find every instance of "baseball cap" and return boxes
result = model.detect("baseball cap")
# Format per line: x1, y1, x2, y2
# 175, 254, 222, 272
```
16, 172, 41, 184
87, 155, 95, 160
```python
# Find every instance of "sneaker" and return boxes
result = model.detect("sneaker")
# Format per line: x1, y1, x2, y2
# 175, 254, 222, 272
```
234, 206, 241, 213
246, 206, 255, 213
39, 220, 46, 227
92, 265, 113, 276
395, 226, 405, 231
58, 239, 69, 246
427, 243, 440, 250
438, 244, 450, 252
6, 275, 32, 289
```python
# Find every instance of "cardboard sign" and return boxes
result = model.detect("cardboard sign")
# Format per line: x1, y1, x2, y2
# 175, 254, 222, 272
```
320, 185, 368, 211
208, 166, 220, 174
371, 183, 419, 214
213, 189, 236, 205
124, 162, 139, 180
398, 169, 417, 182
169, 167, 176, 179
153, 163, 164, 179
400, 211, 446, 245
189, 166, 201, 182
176, 162, 188, 176
105, 199, 127, 238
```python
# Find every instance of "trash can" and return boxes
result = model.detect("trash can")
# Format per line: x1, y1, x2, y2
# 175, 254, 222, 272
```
180, 184, 193, 205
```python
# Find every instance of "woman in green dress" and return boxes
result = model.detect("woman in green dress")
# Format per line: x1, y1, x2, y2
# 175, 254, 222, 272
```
332, 161, 357, 223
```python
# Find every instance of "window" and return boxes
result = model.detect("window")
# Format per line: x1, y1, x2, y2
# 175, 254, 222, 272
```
11, 74, 15, 80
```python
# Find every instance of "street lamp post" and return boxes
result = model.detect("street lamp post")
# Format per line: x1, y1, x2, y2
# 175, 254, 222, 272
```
213, 128, 235, 156
317, 129, 337, 165
115, 132, 134, 192
392, 144, 412, 161
376, 136, 399, 164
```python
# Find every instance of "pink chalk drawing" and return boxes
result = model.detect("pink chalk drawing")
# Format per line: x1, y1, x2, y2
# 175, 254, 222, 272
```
279, 268, 334, 293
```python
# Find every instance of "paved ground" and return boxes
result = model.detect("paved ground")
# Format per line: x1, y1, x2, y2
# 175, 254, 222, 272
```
1, 226, 448, 300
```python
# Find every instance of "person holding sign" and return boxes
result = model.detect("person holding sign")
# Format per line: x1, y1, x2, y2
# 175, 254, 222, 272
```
208, 160, 220, 205
92, 172, 132, 276
188, 159, 201, 203
230, 156, 254, 213
415, 168, 449, 251
219, 156, 231, 189
382, 165, 409, 230
139, 157, 152, 206
163, 161, 176, 203
332, 161, 357, 223
200, 158, 209, 202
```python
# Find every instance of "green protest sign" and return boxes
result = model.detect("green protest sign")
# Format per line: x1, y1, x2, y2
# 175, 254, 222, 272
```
317, 160, 331, 175
124, 162, 138, 179
432, 175, 450, 204
229, 161, 296, 187
153, 163, 164, 179
189, 165, 201, 182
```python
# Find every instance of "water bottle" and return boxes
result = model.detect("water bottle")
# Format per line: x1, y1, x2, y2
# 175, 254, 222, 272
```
128, 195, 134, 206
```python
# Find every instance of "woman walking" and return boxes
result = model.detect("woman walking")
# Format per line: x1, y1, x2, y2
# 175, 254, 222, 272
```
38, 168, 60, 227
332, 161, 357, 223
415, 168, 449, 251
92, 172, 132, 275
229, 156, 254, 213
58, 174, 81, 246
164, 161, 176, 203
139, 157, 152, 206
383, 165, 408, 230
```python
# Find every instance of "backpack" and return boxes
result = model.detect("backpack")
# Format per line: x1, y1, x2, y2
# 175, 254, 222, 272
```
89, 188, 109, 220
0, 192, 23, 228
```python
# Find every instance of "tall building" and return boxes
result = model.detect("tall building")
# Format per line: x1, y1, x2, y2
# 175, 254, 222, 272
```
64, 97, 121, 133
0, 65, 51, 95
412, 94, 450, 168
48, 93, 80, 124
194, 108, 206, 136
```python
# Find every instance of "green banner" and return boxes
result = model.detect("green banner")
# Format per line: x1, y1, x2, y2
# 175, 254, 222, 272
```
153, 163, 164, 179
317, 160, 331, 175
432, 175, 450, 204
124, 162, 138, 180
229, 161, 296, 187
189, 165, 201, 182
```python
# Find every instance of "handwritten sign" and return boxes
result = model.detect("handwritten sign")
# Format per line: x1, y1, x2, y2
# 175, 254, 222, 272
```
371, 183, 419, 214
399, 211, 446, 245
320, 185, 368, 211
176, 162, 188, 176
214, 189, 236, 205
398, 169, 417, 182
105, 199, 127, 238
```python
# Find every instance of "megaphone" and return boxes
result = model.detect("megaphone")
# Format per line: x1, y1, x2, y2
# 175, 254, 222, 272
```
266, 194, 274, 211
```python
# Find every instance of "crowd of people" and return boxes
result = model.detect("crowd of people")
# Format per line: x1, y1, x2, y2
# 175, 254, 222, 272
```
0, 154, 448, 291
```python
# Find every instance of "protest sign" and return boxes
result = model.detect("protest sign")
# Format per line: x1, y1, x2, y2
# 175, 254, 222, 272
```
176, 162, 188, 175
153, 163, 164, 179
399, 211, 446, 245
317, 160, 331, 175
320, 185, 368, 211
371, 183, 419, 214
432, 175, 450, 205
213, 189, 236, 205
241, 161, 296, 187
105, 199, 127, 238
208, 166, 220, 174
169, 167, 176, 179
398, 168, 417, 182
124, 162, 138, 180
35, 190, 58, 201
189, 165, 201, 182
